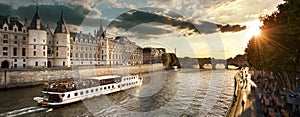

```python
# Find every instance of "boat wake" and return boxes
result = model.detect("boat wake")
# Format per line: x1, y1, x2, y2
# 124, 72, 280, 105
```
0, 106, 48, 117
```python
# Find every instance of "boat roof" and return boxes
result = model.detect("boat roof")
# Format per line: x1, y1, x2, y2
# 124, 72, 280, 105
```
87, 75, 122, 80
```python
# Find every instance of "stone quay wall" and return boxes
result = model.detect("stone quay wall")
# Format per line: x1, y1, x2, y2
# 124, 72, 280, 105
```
0, 64, 164, 89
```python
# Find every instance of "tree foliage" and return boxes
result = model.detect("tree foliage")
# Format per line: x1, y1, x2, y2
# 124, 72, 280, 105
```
245, 0, 300, 72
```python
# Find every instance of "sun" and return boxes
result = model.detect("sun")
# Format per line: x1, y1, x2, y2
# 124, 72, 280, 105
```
246, 20, 263, 37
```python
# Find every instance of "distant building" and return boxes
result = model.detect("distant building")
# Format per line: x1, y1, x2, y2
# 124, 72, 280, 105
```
143, 47, 165, 64
0, 7, 143, 69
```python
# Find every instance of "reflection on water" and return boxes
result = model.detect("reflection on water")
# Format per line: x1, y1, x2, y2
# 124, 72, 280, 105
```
0, 69, 237, 116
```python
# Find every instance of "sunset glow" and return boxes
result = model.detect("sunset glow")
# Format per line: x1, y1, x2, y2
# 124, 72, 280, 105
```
246, 20, 263, 37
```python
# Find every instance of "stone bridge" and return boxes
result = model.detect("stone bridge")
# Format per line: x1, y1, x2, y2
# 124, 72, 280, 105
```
179, 55, 247, 69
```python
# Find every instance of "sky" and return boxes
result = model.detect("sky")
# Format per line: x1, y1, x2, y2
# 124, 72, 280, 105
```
0, 0, 284, 59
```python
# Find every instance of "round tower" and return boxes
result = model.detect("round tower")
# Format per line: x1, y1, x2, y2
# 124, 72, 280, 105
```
53, 11, 70, 67
27, 6, 48, 68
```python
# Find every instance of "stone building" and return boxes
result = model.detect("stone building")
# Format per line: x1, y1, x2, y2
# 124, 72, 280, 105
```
0, 15, 28, 68
143, 47, 165, 64
0, 7, 143, 69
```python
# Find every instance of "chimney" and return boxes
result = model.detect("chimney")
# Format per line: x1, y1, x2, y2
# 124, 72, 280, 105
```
6, 15, 10, 24
24, 18, 28, 26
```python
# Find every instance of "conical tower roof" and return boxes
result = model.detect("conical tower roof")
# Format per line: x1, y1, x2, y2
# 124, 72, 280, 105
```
96, 24, 106, 38
54, 11, 69, 34
28, 6, 45, 30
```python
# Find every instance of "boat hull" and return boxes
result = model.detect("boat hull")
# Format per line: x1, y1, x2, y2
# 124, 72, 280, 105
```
34, 75, 142, 107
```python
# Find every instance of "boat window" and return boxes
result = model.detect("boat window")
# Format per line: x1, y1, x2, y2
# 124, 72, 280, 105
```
122, 84, 125, 87
91, 89, 94, 93
86, 90, 89, 94
62, 94, 65, 97
112, 85, 114, 88
136, 81, 138, 84
104, 87, 106, 90
96, 88, 98, 92
75, 92, 78, 96
80, 91, 83, 95
118, 85, 120, 88
100, 87, 102, 90
67, 94, 70, 98
108, 86, 110, 89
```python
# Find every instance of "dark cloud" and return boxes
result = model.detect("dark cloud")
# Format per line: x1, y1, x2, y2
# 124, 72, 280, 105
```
0, 3, 99, 30
127, 23, 173, 39
217, 24, 247, 33
107, 8, 247, 37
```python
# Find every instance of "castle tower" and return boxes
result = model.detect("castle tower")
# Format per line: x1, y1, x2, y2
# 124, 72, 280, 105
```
27, 6, 48, 68
53, 11, 70, 67
96, 25, 109, 65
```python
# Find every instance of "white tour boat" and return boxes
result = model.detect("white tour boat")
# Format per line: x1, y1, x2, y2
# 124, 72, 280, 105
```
33, 74, 142, 106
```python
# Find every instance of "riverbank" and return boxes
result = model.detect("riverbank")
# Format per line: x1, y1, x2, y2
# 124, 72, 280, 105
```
0, 64, 164, 89
226, 70, 298, 117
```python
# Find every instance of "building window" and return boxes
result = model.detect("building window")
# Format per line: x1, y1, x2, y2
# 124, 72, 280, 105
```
3, 35, 8, 38
14, 64, 17, 68
14, 28, 17, 32
13, 48, 17, 56
33, 51, 36, 56
35, 62, 38, 66
23, 64, 26, 67
75, 53, 78, 58
23, 37, 26, 40
34, 45, 36, 49
43, 46, 45, 50
34, 39, 36, 42
22, 48, 26, 56
23, 59, 26, 62
14, 41, 17, 44
57, 41, 58, 44
70, 53, 73, 57
3, 40, 8, 43
14, 59, 17, 62
3, 47, 8, 51
14, 36, 17, 39
4, 27, 7, 31
3, 52, 8, 56
56, 52, 58, 57
43, 51, 46, 56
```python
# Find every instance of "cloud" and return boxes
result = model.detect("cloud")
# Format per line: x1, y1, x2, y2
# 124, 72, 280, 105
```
206, 0, 283, 24
107, 8, 246, 38
217, 24, 246, 33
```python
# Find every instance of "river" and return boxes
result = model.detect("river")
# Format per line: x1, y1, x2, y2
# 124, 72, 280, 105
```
0, 69, 237, 117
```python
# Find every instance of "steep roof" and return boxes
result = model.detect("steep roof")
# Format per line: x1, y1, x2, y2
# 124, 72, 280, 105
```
54, 11, 69, 34
28, 6, 46, 30
0, 15, 24, 31
96, 25, 106, 38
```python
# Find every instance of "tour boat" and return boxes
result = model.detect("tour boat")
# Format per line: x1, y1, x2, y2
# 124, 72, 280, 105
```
33, 74, 142, 107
